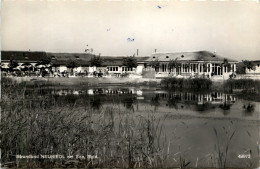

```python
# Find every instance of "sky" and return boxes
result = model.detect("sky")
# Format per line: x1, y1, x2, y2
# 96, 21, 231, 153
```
1, 0, 260, 61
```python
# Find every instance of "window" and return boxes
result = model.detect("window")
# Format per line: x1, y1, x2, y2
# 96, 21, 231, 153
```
181, 55, 184, 58
166, 56, 169, 58
123, 67, 133, 71
153, 56, 156, 58
162, 64, 167, 72
107, 66, 119, 72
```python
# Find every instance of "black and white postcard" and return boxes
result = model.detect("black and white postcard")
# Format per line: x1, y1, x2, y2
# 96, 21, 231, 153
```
1, 0, 260, 168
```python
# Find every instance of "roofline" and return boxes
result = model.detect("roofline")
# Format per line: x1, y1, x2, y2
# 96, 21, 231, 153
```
1, 59, 39, 62
1, 50, 46, 53
143, 60, 239, 63
151, 50, 214, 54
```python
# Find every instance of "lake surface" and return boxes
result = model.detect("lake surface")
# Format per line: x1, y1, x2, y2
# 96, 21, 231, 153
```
24, 85, 260, 168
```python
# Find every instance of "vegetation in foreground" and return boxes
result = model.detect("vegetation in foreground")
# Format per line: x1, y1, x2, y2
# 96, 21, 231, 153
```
0, 78, 170, 168
1, 78, 258, 168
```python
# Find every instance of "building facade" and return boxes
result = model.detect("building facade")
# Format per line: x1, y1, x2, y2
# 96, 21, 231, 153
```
144, 51, 238, 79
1, 50, 238, 79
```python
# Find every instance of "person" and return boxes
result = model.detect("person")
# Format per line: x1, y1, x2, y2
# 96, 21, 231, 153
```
98, 70, 102, 78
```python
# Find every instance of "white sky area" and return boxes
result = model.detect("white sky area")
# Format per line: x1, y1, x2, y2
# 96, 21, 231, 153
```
1, 0, 260, 61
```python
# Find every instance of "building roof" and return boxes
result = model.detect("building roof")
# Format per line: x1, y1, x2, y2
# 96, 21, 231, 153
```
47, 52, 94, 66
147, 51, 238, 63
1, 51, 48, 62
101, 56, 124, 66
102, 56, 151, 66
136, 56, 150, 63
49, 53, 150, 66
250, 60, 260, 64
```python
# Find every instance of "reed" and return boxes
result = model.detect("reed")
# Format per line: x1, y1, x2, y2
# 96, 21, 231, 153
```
224, 79, 260, 93
161, 77, 212, 90
1, 77, 169, 168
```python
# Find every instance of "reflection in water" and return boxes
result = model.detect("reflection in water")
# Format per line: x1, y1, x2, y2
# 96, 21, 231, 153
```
219, 101, 231, 116
243, 103, 255, 116
49, 88, 237, 110
195, 102, 211, 112
29, 87, 256, 116
155, 91, 236, 113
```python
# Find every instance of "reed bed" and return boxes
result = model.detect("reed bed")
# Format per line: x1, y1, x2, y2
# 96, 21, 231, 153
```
161, 77, 212, 90
1, 78, 169, 168
224, 79, 260, 92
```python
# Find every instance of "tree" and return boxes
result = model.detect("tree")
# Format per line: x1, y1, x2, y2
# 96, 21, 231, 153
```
36, 59, 52, 73
168, 59, 181, 74
8, 59, 19, 72
66, 60, 78, 74
51, 63, 60, 71
223, 58, 231, 72
150, 59, 160, 72
184, 62, 190, 70
243, 60, 256, 73
21, 63, 33, 72
202, 63, 209, 78
90, 56, 103, 67
236, 62, 246, 74
122, 57, 137, 68
183, 62, 191, 77
36, 59, 51, 67
168, 59, 177, 71
203, 63, 208, 72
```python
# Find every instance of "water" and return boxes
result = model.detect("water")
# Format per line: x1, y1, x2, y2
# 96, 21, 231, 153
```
24, 86, 260, 168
